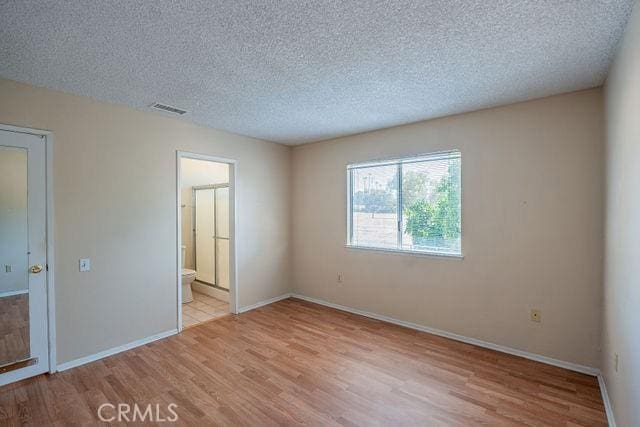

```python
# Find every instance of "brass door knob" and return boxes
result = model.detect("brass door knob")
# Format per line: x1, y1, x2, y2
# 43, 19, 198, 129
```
30, 264, 43, 274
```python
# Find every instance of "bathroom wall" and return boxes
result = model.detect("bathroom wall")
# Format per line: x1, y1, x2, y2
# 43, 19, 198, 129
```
0, 77, 291, 365
180, 158, 229, 270
0, 147, 28, 294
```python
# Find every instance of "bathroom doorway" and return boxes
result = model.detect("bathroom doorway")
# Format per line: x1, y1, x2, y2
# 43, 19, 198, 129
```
176, 152, 236, 331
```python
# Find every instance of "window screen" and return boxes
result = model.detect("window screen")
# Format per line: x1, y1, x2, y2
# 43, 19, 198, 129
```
348, 151, 461, 256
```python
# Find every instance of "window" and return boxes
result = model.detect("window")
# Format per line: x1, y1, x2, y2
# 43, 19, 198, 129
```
347, 151, 461, 256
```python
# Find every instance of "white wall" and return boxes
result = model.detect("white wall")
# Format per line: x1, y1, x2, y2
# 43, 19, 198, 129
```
0, 78, 291, 365
0, 146, 28, 294
603, 1, 640, 425
180, 159, 229, 270
292, 89, 604, 368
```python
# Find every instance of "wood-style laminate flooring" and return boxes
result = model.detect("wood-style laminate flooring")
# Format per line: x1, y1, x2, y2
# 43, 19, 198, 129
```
0, 298, 607, 426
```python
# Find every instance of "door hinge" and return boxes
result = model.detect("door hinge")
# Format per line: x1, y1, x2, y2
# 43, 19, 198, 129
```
46, 264, 49, 271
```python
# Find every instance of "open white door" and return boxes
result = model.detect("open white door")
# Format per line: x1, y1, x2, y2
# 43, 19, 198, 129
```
0, 130, 49, 386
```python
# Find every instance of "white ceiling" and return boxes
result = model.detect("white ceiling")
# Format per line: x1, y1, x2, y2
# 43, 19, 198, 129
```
0, 1, 634, 145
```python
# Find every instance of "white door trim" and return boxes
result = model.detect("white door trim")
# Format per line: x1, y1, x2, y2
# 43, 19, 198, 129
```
176, 151, 238, 332
0, 123, 57, 376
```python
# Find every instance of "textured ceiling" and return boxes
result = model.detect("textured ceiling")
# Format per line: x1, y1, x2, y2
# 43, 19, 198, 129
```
0, 1, 634, 145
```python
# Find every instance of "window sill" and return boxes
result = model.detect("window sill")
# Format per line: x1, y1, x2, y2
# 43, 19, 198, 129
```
344, 244, 464, 259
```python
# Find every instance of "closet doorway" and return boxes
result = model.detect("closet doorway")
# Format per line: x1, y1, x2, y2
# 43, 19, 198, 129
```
176, 152, 237, 331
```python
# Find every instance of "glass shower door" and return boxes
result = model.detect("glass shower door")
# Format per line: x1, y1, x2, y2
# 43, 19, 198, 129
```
194, 189, 215, 284
194, 185, 229, 290
215, 187, 230, 290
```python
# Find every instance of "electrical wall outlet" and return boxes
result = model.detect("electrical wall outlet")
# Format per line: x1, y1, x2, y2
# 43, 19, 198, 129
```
614, 353, 619, 372
530, 309, 541, 322
79, 258, 91, 272
337, 273, 343, 283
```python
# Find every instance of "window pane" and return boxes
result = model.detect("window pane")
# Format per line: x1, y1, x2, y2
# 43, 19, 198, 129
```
351, 164, 398, 249
401, 156, 461, 254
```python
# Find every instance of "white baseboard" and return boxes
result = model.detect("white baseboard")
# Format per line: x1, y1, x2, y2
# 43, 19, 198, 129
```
55, 329, 177, 372
291, 293, 599, 376
55, 293, 290, 373
597, 374, 616, 427
238, 293, 292, 314
266, 293, 615, 425
49, 292, 615, 425
0, 289, 29, 298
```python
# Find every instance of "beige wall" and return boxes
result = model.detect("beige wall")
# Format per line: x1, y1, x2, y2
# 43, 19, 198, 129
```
603, 1, 640, 425
0, 78, 291, 365
292, 89, 604, 368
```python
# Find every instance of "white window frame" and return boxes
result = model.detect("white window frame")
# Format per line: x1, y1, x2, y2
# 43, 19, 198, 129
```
346, 150, 463, 258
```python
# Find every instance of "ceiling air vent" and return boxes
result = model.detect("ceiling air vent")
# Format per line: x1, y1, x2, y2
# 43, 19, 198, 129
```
150, 102, 188, 115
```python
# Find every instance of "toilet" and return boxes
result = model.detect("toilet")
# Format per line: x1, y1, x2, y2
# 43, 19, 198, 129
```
181, 245, 196, 303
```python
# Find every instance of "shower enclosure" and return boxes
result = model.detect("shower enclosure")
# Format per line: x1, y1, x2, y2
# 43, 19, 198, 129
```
193, 184, 230, 291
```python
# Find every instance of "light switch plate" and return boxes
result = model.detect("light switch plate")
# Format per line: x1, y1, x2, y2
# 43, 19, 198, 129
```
79, 258, 91, 272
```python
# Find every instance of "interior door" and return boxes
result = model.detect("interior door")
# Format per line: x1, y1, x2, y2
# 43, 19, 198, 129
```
0, 129, 49, 386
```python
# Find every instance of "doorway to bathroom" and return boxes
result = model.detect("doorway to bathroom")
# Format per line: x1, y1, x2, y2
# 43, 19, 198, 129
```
176, 152, 236, 331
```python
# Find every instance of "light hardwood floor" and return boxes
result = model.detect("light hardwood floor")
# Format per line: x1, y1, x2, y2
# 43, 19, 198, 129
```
0, 298, 607, 426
